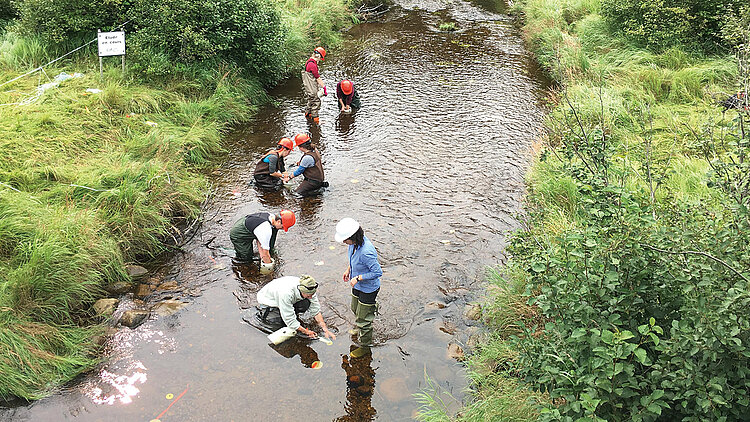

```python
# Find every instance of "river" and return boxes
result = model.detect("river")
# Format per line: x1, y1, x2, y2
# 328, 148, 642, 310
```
2, 0, 548, 420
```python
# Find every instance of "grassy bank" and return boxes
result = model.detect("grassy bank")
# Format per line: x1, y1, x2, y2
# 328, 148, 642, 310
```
0, 0, 353, 400
418, 0, 749, 421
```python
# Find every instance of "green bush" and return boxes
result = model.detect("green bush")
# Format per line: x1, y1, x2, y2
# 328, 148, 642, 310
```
128, 0, 286, 86
0, 0, 17, 23
600, 0, 745, 52
15, 0, 125, 42
505, 92, 750, 420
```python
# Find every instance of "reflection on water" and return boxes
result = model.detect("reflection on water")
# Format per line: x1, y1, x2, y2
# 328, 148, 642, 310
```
86, 361, 147, 406
336, 350, 378, 421
271, 339, 322, 369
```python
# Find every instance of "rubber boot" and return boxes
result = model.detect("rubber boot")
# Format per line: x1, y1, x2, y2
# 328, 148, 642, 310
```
350, 302, 376, 358
348, 294, 360, 335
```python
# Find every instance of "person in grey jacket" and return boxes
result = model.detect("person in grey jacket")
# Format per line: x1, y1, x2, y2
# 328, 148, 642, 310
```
256, 275, 336, 340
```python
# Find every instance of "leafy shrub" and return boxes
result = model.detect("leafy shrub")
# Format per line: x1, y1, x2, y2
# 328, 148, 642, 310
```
0, 0, 17, 23
506, 89, 750, 420
128, 0, 286, 86
15, 0, 125, 42
600, 0, 745, 52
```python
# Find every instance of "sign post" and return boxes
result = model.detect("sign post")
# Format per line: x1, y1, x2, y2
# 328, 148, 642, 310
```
97, 30, 126, 80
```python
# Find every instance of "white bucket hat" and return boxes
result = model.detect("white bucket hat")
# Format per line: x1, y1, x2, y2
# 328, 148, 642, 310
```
334, 218, 360, 242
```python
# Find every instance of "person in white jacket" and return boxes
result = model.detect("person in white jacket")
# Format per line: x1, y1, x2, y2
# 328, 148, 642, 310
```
256, 275, 336, 340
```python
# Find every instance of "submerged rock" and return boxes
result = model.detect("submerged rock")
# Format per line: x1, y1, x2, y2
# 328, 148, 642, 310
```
447, 343, 465, 361
463, 303, 481, 321
152, 300, 187, 316
125, 265, 148, 279
425, 301, 447, 311
134, 283, 154, 298
119, 310, 149, 328
378, 377, 410, 402
439, 321, 457, 335
157, 281, 179, 291
93, 298, 119, 317
104, 281, 131, 295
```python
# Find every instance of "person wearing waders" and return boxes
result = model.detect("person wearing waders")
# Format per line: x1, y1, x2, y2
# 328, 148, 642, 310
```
285, 133, 328, 197
253, 137, 294, 190
302, 47, 327, 125
229, 210, 296, 273
257, 275, 336, 340
335, 218, 382, 358
336, 79, 361, 113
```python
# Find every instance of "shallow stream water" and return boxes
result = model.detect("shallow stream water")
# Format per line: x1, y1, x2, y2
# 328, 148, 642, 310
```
2, 0, 548, 420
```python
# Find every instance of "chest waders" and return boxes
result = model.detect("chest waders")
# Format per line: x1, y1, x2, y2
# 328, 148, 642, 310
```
302, 58, 321, 118
296, 148, 328, 197
228, 212, 278, 261
258, 298, 311, 327
253, 151, 285, 190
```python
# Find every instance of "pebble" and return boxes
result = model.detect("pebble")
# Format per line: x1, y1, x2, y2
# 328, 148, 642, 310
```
378, 377, 410, 402
447, 343, 465, 361
464, 304, 482, 321
119, 310, 149, 328
93, 298, 119, 317
125, 265, 148, 279
152, 300, 187, 317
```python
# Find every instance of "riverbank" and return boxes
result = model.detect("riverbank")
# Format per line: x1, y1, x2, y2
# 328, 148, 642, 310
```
419, 0, 748, 420
0, 0, 353, 400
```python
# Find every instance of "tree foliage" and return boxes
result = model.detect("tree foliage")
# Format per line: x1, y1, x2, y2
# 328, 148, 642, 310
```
600, 0, 746, 52
127, 0, 286, 86
14, 0, 124, 42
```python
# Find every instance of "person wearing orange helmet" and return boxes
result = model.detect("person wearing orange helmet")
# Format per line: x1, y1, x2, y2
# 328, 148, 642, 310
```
302, 47, 327, 125
336, 79, 361, 113
253, 137, 294, 190
285, 133, 329, 196
229, 210, 296, 271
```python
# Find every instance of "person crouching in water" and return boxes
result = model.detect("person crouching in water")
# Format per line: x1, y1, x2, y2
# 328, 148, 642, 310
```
257, 275, 336, 340
285, 133, 328, 197
253, 137, 294, 190
229, 210, 296, 273
336, 79, 361, 113
335, 218, 382, 358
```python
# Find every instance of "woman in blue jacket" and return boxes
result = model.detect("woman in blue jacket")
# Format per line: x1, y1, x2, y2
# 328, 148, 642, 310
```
335, 218, 382, 357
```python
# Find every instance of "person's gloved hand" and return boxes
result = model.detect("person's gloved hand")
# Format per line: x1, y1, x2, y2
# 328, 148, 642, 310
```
323, 86, 328, 96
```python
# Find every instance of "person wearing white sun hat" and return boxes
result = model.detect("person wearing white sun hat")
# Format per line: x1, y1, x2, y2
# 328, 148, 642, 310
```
335, 218, 382, 358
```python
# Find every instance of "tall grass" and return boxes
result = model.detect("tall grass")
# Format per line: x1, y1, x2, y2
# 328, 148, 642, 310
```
0, 0, 354, 400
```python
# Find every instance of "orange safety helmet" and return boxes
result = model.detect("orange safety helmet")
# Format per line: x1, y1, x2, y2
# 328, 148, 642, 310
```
314, 47, 326, 60
294, 133, 311, 147
277, 137, 294, 150
340, 79, 353, 95
279, 209, 296, 232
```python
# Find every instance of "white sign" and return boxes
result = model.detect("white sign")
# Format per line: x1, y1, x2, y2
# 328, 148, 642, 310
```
97, 31, 126, 57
